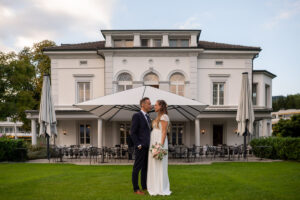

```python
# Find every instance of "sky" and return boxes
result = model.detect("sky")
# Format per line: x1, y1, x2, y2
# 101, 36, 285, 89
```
0, 0, 299, 96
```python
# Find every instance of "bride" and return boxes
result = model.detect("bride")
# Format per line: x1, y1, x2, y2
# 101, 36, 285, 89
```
147, 100, 171, 196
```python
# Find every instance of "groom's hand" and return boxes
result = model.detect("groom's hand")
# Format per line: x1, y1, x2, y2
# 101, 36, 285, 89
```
138, 144, 142, 150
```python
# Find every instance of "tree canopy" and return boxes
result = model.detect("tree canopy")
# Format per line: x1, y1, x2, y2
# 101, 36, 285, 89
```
273, 94, 300, 112
0, 40, 56, 130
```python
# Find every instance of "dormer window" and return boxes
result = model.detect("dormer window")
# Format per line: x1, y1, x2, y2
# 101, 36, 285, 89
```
153, 39, 161, 47
114, 39, 133, 47
169, 39, 189, 47
141, 39, 149, 47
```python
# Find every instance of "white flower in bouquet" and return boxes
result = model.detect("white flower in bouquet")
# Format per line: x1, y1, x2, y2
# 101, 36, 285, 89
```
150, 142, 168, 160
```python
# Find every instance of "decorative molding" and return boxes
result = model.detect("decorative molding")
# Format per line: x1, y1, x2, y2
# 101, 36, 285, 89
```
113, 70, 135, 81
73, 74, 95, 77
140, 68, 162, 81
208, 74, 230, 78
166, 69, 189, 81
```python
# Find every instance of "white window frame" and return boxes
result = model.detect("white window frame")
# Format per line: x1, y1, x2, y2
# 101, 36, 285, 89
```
78, 122, 92, 145
143, 73, 159, 86
212, 82, 225, 105
119, 122, 131, 145
209, 75, 229, 106
252, 83, 258, 106
117, 73, 133, 92
75, 79, 93, 104
170, 73, 185, 96
170, 123, 184, 145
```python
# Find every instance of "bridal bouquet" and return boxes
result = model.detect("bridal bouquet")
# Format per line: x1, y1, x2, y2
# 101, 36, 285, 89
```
150, 142, 168, 160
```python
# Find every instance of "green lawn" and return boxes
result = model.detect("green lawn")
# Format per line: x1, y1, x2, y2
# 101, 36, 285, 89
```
0, 162, 299, 200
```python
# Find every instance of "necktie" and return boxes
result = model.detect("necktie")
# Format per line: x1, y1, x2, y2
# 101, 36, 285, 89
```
145, 113, 151, 128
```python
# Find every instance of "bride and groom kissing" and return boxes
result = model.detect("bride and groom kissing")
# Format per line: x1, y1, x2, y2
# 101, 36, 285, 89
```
130, 97, 172, 196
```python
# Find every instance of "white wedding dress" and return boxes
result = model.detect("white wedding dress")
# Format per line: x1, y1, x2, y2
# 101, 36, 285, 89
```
147, 114, 171, 196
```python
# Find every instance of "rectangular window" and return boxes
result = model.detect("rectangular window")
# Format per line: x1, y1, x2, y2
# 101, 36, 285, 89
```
141, 39, 148, 47
181, 39, 189, 47
213, 83, 225, 105
124, 40, 133, 47
169, 39, 189, 47
252, 83, 257, 105
114, 40, 123, 47
153, 39, 161, 47
215, 61, 223, 66
120, 123, 131, 145
169, 39, 177, 47
114, 40, 133, 47
79, 60, 88, 65
170, 123, 184, 145
77, 82, 90, 103
265, 84, 270, 107
79, 124, 91, 145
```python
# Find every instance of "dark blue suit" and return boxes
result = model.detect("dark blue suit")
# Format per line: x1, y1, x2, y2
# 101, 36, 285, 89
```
131, 111, 151, 192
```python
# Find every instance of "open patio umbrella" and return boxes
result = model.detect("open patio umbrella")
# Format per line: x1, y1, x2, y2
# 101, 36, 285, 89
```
74, 86, 207, 121
39, 74, 57, 161
236, 72, 255, 159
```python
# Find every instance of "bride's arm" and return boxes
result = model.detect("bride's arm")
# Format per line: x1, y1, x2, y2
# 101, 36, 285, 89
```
160, 120, 168, 145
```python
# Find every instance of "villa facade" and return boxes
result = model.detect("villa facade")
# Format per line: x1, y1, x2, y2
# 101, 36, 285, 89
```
25, 29, 276, 147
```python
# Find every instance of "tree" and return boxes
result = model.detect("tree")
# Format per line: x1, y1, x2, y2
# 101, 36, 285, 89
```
272, 94, 300, 111
0, 40, 56, 131
273, 114, 300, 137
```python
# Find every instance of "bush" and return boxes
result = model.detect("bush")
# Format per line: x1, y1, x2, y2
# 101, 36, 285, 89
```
0, 136, 28, 161
250, 137, 300, 161
26, 144, 56, 160
27, 144, 47, 160
273, 114, 300, 137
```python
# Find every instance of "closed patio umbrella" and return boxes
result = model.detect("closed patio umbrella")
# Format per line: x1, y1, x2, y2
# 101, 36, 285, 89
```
236, 72, 255, 158
39, 74, 57, 161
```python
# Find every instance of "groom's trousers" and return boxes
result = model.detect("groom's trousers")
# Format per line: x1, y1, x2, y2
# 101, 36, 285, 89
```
132, 146, 149, 192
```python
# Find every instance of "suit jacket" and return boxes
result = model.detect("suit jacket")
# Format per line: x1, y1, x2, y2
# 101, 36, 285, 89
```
130, 111, 152, 148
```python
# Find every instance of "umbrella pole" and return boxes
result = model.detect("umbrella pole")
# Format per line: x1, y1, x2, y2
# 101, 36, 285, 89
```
46, 134, 50, 162
243, 120, 248, 159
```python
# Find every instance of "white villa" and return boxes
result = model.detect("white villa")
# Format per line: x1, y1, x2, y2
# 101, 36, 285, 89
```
25, 29, 276, 148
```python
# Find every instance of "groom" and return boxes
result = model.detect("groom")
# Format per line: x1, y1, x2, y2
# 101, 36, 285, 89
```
130, 97, 152, 195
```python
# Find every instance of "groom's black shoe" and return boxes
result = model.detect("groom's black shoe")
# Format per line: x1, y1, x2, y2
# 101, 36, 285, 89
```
134, 190, 145, 195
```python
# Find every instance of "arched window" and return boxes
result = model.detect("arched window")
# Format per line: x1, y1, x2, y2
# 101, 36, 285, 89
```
143, 72, 159, 88
117, 73, 132, 92
170, 73, 185, 96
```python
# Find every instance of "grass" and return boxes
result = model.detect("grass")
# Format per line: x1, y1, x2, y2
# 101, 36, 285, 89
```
0, 162, 299, 200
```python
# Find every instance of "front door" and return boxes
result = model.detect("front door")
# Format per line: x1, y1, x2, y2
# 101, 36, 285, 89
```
213, 125, 223, 146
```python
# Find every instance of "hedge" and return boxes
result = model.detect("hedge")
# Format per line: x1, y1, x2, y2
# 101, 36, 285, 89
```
0, 136, 28, 161
250, 137, 300, 161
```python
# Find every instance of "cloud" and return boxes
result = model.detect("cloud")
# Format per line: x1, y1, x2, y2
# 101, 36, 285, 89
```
175, 12, 213, 29
264, 0, 300, 30
0, 0, 118, 53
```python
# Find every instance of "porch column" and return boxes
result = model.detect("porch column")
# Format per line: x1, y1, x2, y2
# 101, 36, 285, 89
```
31, 119, 37, 145
195, 118, 200, 146
97, 118, 103, 148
